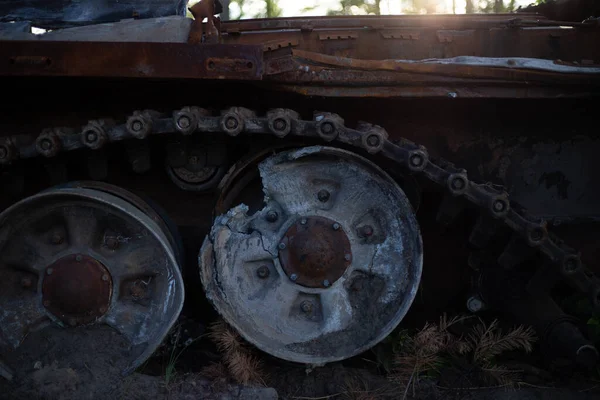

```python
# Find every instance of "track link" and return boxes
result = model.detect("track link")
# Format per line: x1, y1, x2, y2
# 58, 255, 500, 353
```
0, 106, 599, 310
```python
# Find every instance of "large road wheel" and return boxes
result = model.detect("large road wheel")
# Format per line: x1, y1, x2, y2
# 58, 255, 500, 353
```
0, 182, 184, 376
200, 146, 423, 364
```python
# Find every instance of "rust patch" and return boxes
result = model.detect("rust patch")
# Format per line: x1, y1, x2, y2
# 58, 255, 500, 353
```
42, 254, 112, 326
278, 216, 352, 288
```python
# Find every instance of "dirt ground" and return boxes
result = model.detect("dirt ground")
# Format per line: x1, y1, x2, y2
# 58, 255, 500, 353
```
1, 318, 599, 400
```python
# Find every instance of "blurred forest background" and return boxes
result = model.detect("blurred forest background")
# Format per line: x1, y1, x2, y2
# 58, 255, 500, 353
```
187, 0, 551, 21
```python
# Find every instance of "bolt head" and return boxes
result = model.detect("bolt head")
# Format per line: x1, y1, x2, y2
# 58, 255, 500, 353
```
178, 116, 191, 129
256, 265, 270, 279
85, 131, 98, 143
321, 122, 334, 134
344, 254, 351, 261
323, 280, 331, 287
300, 301, 313, 314
266, 210, 279, 223
225, 117, 238, 130
367, 134, 380, 147
451, 177, 466, 191
300, 218, 307, 225
75, 255, 82, 262
317, 189, 330, 202
105, 236, 119, 249
332, 223, 340, 231
41, 139, 52, 151
278, 242, 286, 250
46, 268, 53, 275
493, 199, 506, 213
359, 225, 374, 237
99, 306, 107, 314
132, 120, 143, 132
290, 273, 298, 281
273, 118, 286, 131
102, 274, 109, 282
410, 153, 424, 168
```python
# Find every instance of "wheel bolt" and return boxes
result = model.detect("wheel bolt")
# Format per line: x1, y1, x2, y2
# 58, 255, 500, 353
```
99, 306, 107, 314
105, 236, 119, 249
46, 268, 53, 276
300, 301, 313, 314
323, 280, 331, 287
256, 265, 270, 279
332, 223, 340, 230
300, 218, 307, 225
344, 254, 351, 261
266, 210, 278, 222
290, 273, 298, 281
75, 255, 82, 262
278, 242, 286, 250
317, 189, 330, 202
102, 274, 109, 282
359, 225, 374, 237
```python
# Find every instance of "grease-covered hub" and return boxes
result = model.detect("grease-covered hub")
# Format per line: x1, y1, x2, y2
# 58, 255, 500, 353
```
279, 216, 351, 288
42, 254, 112, 326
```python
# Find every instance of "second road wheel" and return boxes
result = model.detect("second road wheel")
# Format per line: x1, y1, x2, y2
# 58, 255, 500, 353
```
0, 182, 184, 376
200, 146, 423, 364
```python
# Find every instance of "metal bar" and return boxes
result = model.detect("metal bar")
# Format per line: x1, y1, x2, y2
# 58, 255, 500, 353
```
0, 41, 264, 80
221, 14, 548, 33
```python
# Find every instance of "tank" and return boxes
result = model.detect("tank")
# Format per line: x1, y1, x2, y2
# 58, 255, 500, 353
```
0, 0, 599, 389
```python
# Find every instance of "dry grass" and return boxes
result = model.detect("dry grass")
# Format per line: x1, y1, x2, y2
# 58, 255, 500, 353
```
390, 314, 536, 396
206, 319, 266, 386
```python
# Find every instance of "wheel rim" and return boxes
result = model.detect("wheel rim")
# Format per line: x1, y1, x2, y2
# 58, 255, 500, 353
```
200, 146, 423, 364
0, 186, 184, 374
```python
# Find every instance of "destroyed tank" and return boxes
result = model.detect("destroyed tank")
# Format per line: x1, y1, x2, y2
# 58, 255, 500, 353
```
1, 0, 599, 384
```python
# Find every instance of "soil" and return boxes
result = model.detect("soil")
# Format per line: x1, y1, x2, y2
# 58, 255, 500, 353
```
1, 313, 600, 400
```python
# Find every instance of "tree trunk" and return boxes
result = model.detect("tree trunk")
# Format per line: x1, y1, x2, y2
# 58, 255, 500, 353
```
466, 0, 475, 13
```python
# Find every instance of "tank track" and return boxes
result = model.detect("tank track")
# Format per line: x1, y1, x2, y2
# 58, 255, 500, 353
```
0, 106, 598, 309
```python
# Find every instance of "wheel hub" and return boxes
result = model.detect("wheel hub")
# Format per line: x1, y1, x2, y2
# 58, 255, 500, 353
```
279, 216, 352, 288
42, 254, 112, 326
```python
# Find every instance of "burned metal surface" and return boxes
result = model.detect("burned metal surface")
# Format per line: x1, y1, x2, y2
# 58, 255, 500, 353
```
200, 146, 423, 364
42, 254, 113, 326
0, 41, 263, 80
278, 216, 353, 289
0, 185, 184, 375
